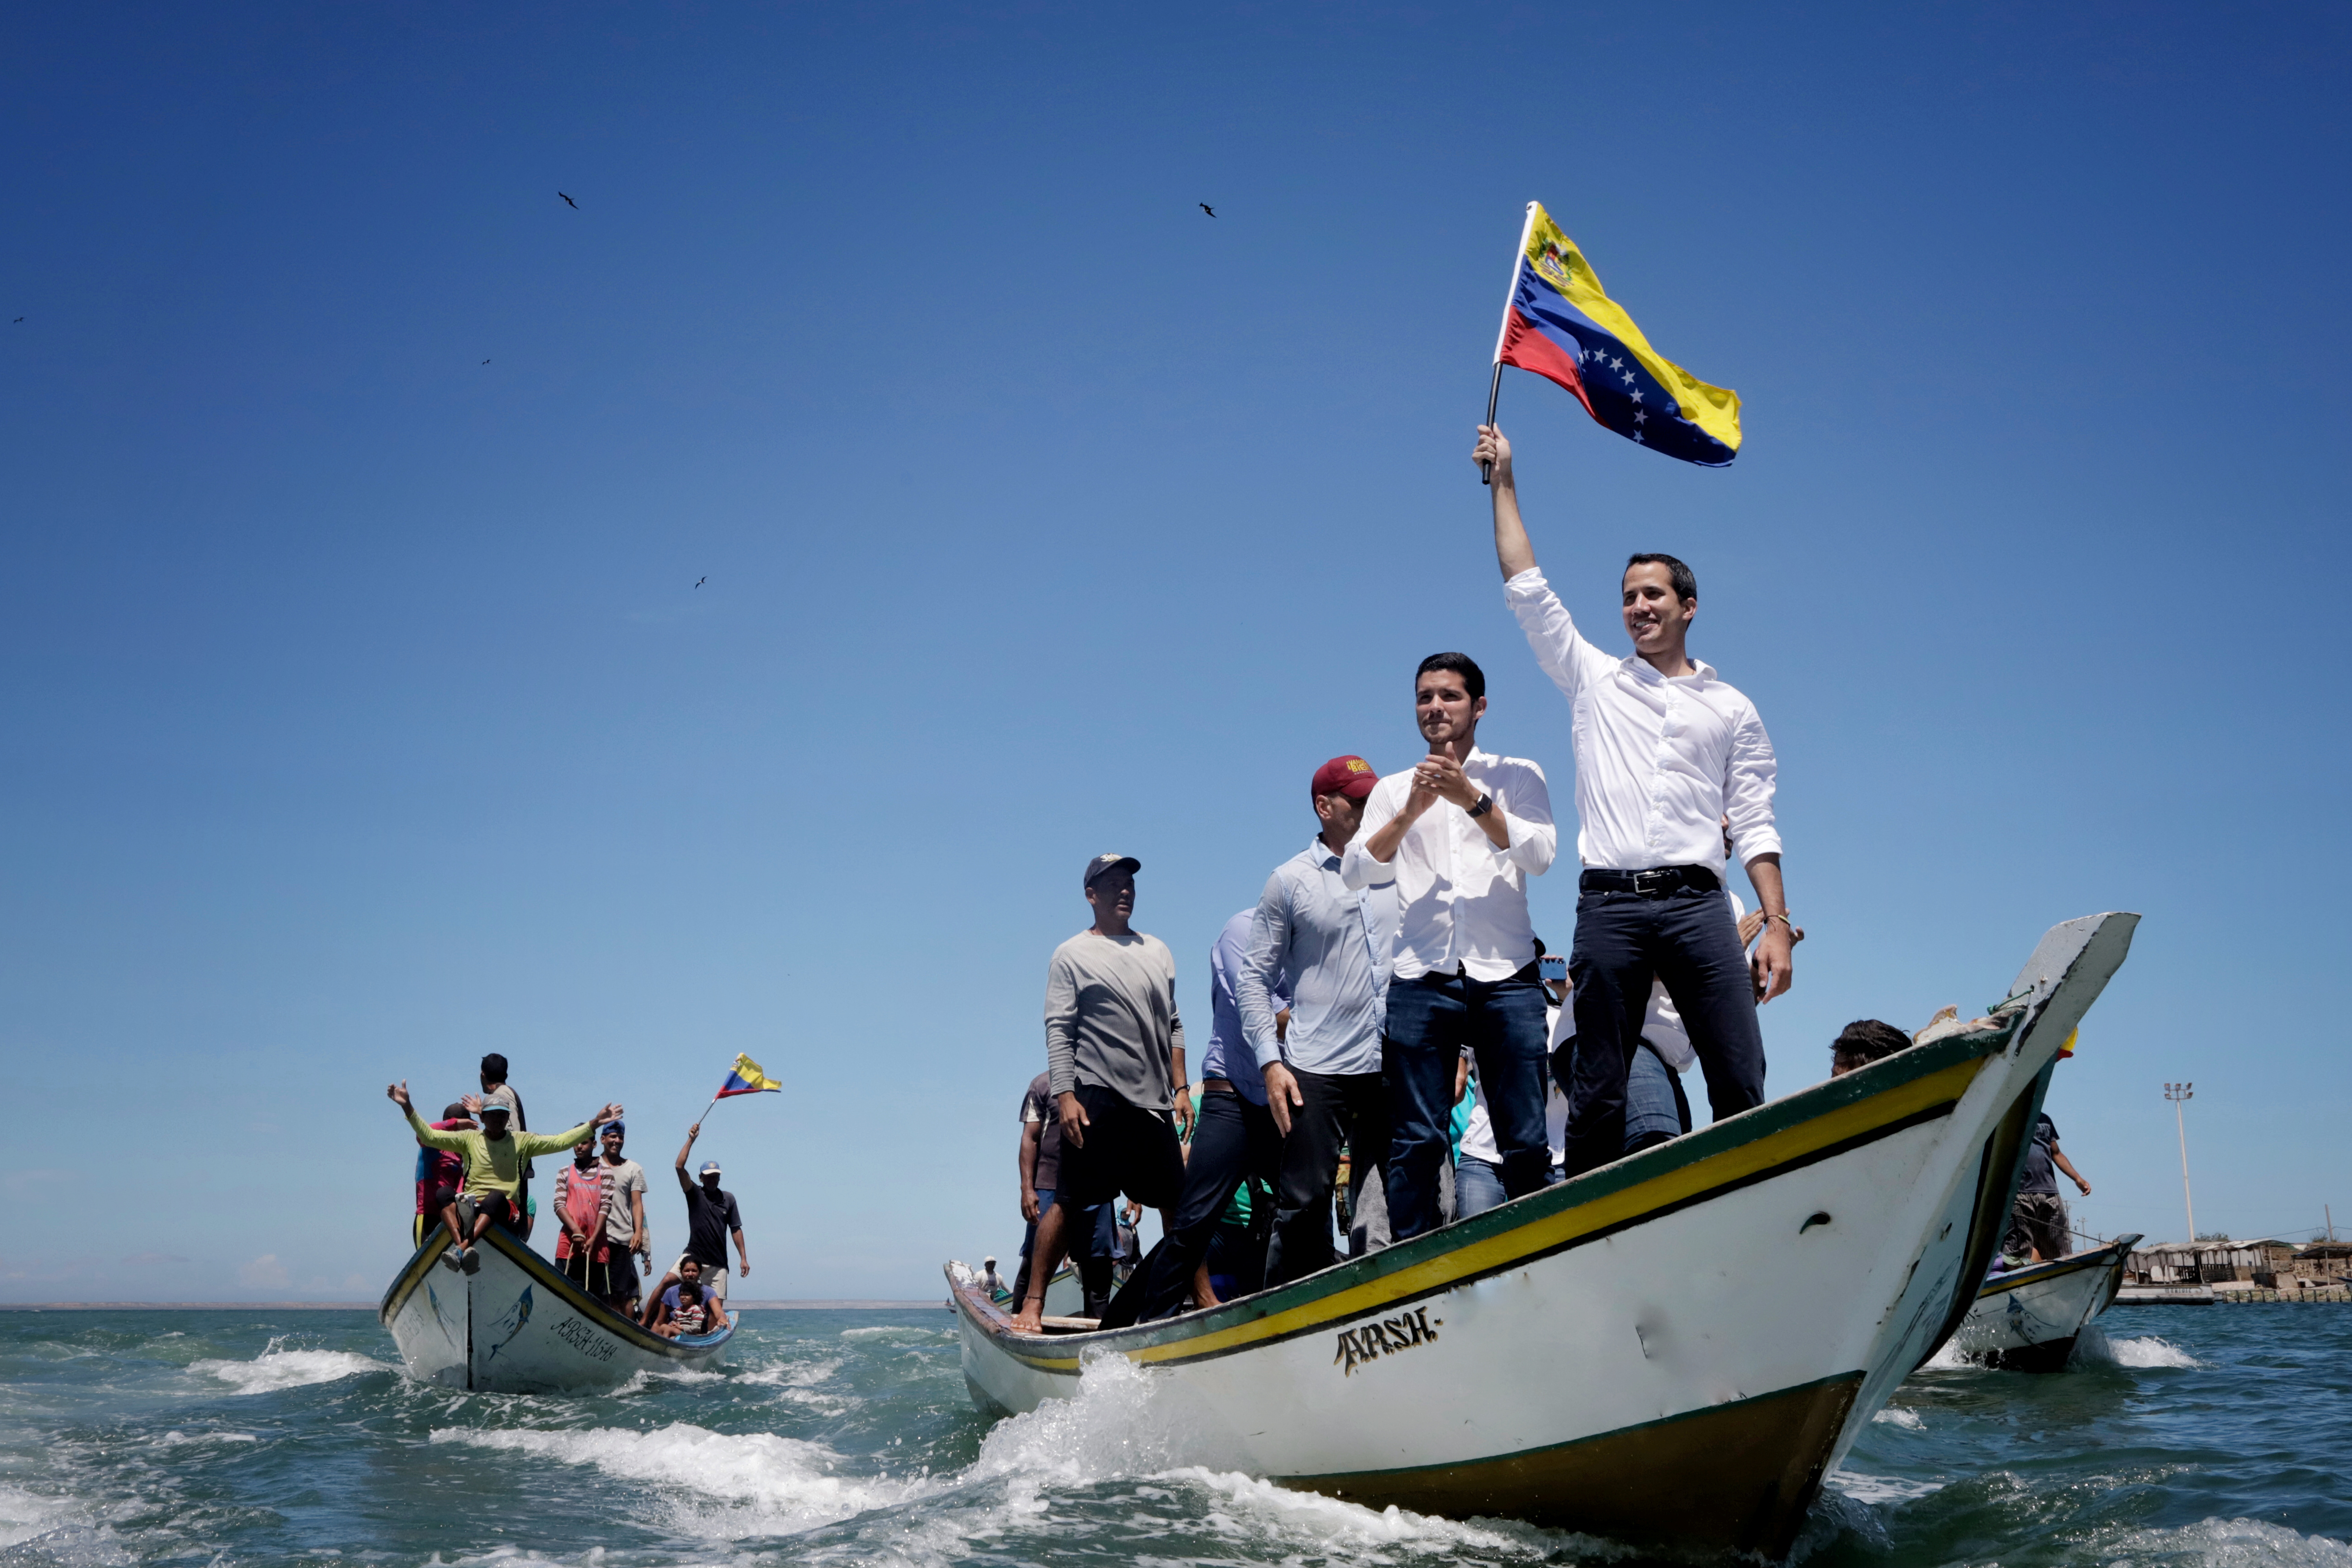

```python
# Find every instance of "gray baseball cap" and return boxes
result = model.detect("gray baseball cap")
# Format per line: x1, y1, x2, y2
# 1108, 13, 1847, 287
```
1083, 852, 1141, 890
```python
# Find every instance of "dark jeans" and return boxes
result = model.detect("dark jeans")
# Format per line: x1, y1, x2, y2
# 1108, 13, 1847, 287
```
1564, 886, 1764, 1178
1383, 968, 1551, 1241
1099, 1090, 1280, 1327
1268, 1068, 1389, 1287
1011, 1187, 1115, 1308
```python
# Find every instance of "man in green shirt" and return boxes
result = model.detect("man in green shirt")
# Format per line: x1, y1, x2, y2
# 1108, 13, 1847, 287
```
388, 1080, 622, 1271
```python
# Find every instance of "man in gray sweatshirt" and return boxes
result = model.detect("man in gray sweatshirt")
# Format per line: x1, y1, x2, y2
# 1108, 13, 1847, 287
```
1008, 852, 1192, 1333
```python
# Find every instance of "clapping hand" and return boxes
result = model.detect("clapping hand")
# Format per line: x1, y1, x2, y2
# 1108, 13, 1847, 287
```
1413, 751, 1481, 810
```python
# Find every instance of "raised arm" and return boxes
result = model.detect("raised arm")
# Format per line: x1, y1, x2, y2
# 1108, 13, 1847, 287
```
391, 1084, 469, 1151
1475, 425, 1537, 580
675, 1123, 701, 1195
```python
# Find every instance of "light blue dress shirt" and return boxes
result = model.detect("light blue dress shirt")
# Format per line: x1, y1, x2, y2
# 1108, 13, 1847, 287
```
1200, 909, 1290, 1105
1237, 837, 1397, 1080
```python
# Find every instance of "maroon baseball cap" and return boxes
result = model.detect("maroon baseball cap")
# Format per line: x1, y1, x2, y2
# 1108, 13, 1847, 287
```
1311, 755, 1379, 800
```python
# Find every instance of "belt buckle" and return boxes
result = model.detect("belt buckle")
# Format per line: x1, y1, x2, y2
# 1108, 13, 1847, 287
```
1632, 868, 1670, 896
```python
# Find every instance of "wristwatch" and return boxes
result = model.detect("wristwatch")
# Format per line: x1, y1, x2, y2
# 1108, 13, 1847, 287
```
1467, 793, 1494, 819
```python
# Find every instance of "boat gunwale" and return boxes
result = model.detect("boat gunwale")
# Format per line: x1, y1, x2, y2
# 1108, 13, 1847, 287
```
380, 1224, 735, 1362
1972, 1233, 2143, 1301
955, 1013, 2022, 1371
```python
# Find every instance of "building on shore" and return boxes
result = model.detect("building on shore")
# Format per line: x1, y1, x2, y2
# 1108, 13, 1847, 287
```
2128, 1238, 2350, 1291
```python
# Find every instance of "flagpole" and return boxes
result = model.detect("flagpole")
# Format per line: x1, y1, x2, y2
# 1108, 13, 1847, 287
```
1481, 201, 1541, 486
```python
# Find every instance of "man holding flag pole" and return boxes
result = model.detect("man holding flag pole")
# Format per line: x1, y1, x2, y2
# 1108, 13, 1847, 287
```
661, 1053, 778, 1310
1470, 202, 1794, 1180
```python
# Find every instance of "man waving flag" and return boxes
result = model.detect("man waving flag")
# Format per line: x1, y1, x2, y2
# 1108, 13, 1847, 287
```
1485, 202, 1742, 468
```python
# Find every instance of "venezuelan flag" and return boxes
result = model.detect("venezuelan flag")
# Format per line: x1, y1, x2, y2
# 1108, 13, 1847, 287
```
1492, 203, 1741, 467
715, 1053, 783, 1098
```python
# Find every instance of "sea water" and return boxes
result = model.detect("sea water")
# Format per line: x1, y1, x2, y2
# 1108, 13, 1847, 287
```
1, 1304, 2346, 1567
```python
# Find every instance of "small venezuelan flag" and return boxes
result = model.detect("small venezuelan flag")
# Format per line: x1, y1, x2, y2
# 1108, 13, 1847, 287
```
1492, 203, 1742, 467
716, 1053, 783, 1098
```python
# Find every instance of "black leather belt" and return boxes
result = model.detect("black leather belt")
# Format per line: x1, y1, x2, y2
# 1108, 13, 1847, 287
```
1580, 864, 1720, 897
1415, 959, 1544, 984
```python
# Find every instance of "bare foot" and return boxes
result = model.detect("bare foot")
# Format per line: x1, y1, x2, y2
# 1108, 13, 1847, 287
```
1008, 1305, 1044, 1333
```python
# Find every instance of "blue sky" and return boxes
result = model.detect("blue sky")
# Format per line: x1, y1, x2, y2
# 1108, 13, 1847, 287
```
4, 3, 2347, 1301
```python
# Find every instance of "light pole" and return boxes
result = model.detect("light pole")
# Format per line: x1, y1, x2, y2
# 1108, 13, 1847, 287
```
2164, 1082, 2195, 1240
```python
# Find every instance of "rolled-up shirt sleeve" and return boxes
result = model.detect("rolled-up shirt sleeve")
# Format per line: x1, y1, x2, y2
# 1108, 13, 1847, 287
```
1505, 569, 1613, 702
1340, 781, 1401, 891
1483, 762, 1558, 876
1724, 697, 1783, 867
1236, 876, 1290, 1068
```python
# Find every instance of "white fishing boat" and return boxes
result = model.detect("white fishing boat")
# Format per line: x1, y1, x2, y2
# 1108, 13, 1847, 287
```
379, 1223, 732, 1392
1949, 1232, 2143, 1371
946, 911, 2136, 1557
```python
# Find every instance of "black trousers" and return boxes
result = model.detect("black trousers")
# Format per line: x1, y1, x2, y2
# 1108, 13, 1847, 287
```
1268, 1068, 1389, 1288
1098, 1091, 1280, 1328
1564, 886, 1765, 1178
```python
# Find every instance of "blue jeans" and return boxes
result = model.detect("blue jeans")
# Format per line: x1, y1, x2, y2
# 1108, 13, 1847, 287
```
1565, 885, 1764, 1178
1456, 1155, 1562, 1220
1623, 1041, 1693, 1148
1383, 968, 1551, 1240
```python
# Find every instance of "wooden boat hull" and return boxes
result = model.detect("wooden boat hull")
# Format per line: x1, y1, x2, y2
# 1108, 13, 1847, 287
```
378, 1224, 731, 1392
949, 912, 2136, 1556
1952, 1232, 2142, 1371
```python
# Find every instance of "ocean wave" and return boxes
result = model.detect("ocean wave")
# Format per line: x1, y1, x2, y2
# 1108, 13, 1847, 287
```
2078, 1325, 2203, 1369
430, 1423, 926, 1537
1871, 1406, 1925, 1429
190, 1342, 390, 1396
837, 1325, 954, 1344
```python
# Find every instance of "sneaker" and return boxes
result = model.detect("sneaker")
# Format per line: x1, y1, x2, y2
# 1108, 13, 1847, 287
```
440, 1247, 463, 1272
459, 1248, 483, 1275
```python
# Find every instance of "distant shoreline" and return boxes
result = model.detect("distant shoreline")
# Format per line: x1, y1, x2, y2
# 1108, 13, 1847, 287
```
0, 1300, 945, 1312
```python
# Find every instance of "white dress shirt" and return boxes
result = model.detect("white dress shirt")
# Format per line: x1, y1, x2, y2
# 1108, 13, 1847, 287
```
1504, 568, 1781, 877
1340, 748, 1556, 982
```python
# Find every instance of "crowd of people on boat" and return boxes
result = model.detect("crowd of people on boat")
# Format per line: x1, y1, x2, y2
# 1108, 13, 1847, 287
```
1005, 426, 1950, 1332
383, 1056, 751, 1338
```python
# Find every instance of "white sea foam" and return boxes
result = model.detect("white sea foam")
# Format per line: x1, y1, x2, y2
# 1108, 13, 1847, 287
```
431, 1424, 925, 1537
1870, 1406, 1925, 1429
192, 1342, 389, 1395
0, 1485, 73, 1549
155, 1430, 260, 1446
739, 1356, 852, 1412
964, 1352, 1197, 1482
2105, 1516, 2352, 1567
2077, 1324, 2203, 1368
1822, 1469, 1944, 1504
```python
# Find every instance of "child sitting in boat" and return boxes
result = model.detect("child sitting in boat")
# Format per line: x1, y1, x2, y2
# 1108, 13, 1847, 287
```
645, 1255, 729, 1338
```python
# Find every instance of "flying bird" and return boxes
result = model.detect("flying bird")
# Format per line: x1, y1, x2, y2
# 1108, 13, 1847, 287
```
694, 577, 707, 589
558, 191, 578, 209
481, 357, 491, 365
1199, 203, 1216, 218
11, 317, 21, 323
